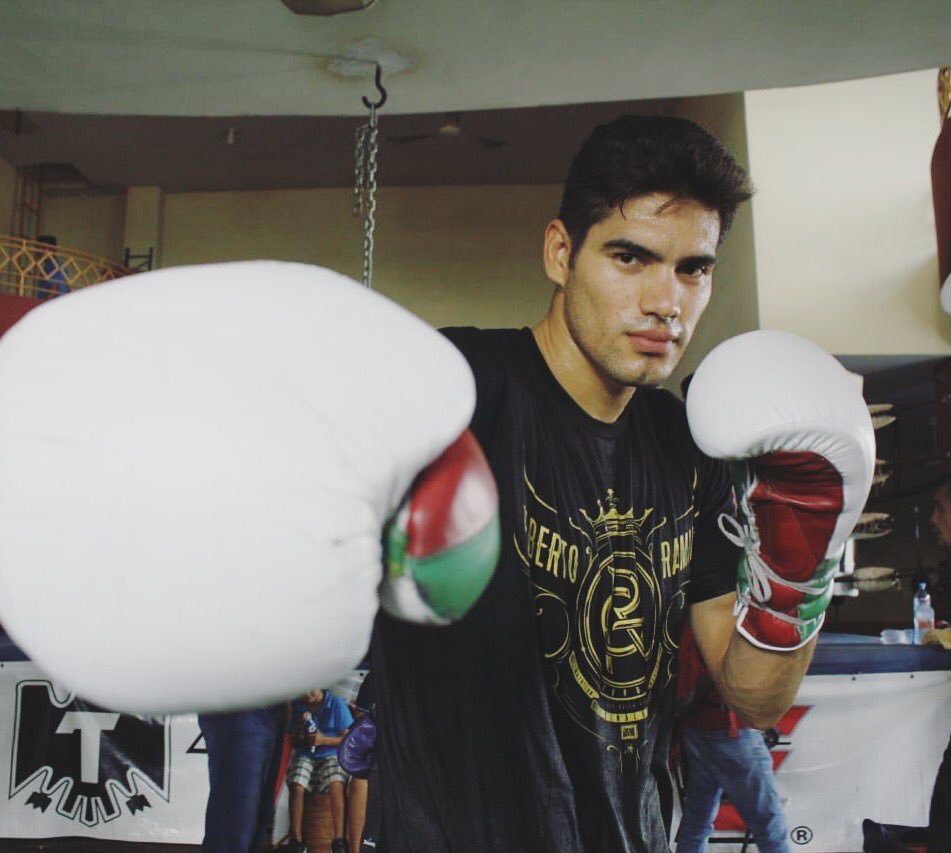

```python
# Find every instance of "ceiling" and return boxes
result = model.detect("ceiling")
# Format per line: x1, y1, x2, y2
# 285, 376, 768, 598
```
0, 1, 950, 193
1, 0, 950, 118
0, 98, 695, 192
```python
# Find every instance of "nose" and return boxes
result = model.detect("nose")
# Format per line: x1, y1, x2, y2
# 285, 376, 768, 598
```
639, 266, 681, 323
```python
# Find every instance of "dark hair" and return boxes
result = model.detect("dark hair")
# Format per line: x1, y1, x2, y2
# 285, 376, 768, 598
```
36, 234, 58, 246
935, 470, 951, 495
558, 115, 752, 262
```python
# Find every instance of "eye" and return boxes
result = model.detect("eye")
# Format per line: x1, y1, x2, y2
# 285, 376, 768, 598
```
613, 252, 640, 266
680, 262, 713, 278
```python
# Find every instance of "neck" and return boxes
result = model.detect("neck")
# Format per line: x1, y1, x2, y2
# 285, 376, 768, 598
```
532, 300, 635, 423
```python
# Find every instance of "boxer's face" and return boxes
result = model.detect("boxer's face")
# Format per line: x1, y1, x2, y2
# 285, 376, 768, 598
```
559, 193, 719, 388
932, 485, 951, 549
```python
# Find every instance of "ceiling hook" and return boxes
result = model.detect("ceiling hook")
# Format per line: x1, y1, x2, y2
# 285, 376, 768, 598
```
361, 63, 387, 110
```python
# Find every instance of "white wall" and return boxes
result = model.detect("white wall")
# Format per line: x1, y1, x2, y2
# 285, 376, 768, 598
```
39, 193, 126, 264
161, 184, 560, 330
745, 69, 951, 354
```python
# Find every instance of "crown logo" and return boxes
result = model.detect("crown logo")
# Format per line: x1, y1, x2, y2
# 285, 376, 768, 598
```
581, 489, 652, 545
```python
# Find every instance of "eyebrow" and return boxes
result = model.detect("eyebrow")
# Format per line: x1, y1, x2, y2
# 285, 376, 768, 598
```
601, 239, 717, 268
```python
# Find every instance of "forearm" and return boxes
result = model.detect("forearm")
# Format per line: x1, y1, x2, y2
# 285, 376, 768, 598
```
691, 593, 816, 730
717, 631, 815, 728
314, 731, 348, 747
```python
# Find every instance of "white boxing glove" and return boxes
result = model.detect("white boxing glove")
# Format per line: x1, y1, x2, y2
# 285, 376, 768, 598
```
686, 330, 875, 651
0, 262, 478, 712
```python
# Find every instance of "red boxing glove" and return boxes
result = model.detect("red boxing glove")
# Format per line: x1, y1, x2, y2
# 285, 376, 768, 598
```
380, 430, 500, 624
688, 331, 875, 651
719, 452, 849, 649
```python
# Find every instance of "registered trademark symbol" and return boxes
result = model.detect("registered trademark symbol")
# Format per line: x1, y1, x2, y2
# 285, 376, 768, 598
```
791, 825, 814, 845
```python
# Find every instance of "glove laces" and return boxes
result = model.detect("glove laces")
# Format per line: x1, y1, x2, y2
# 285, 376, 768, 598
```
718, 485, 833, 627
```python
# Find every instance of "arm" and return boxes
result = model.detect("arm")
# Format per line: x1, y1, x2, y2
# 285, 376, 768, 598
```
304, 698, 354, 748
684, 331, 875, 725
294, 724, 351, 747
691, 591, 815, 729
308, 728, 350, 747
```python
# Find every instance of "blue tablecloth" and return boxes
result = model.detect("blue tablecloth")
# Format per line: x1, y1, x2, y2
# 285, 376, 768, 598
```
808, 632, 951, 675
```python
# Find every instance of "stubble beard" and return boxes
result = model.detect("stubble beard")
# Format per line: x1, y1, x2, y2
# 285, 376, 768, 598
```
600, 351, 673, 389
564, 293, 681, 390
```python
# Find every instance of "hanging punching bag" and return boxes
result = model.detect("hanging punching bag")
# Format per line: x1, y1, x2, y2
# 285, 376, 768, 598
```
932, 67, 951, 315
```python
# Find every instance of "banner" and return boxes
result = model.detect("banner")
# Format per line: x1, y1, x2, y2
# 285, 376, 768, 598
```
0, 661, 208, 843
694, 670, 951, 852
1, 654, 947, 847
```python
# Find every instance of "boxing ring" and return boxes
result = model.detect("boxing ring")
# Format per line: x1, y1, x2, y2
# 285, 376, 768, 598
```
0, 632, 948, 850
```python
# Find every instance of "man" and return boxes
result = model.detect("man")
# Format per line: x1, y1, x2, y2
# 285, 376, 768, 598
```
199, 705, 286, 853
675, 625, 790, 853
929, 473, 951, 853
35, 234, 70, 299
865, 473, 951, 853
371, 115, 822, 852
932, 473, 951, 552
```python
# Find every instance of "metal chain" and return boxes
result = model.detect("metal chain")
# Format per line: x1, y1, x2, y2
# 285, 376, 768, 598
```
352, 123, 367, 217
352, 105, 379, 288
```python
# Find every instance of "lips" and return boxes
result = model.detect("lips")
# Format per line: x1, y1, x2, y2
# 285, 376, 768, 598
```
626, 330, 677, 354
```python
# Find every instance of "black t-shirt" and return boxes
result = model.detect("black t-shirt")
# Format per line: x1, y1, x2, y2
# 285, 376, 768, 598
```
372, 328, 739, 853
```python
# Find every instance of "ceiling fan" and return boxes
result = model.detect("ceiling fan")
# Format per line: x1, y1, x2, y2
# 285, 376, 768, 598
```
388, 113, 505, 149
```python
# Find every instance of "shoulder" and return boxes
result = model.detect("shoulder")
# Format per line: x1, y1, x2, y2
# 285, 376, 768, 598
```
637, 388, 694, 443
439, 328, 531, 441
325, 691, 346, 709
439, 327, 526, 373
642, 387, 686, 417
329, 692, 352, 717
635, 389, 734, 489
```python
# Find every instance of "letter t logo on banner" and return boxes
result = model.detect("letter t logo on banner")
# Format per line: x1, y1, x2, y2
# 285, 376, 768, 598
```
55, 711, 121, 784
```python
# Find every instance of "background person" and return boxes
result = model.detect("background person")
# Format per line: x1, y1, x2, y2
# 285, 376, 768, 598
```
283, 688, 353, 853
339, 670, 378, 853
198, 704, 286, 853
927, 472, 951, 853
863, 472, 951, 853
34, 234, 70, 299
675, 625, 790, 853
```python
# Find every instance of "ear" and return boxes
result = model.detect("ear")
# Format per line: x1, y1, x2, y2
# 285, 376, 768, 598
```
543, 219, 572, 288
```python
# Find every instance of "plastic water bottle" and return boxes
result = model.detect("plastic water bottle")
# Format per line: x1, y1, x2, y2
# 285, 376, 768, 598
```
302, 710, 320, 756
913, 582, 935, 645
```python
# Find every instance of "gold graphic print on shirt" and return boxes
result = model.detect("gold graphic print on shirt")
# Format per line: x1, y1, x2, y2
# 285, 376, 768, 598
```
517, 474, 693, 761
